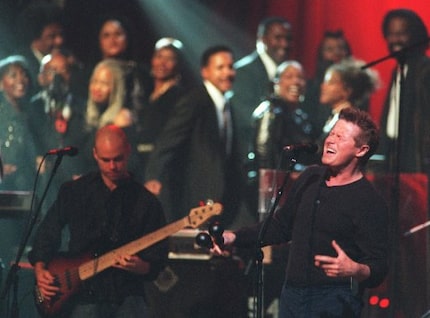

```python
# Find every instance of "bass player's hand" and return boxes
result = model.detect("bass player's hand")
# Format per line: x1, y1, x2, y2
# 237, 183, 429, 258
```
34, 262, 60, 301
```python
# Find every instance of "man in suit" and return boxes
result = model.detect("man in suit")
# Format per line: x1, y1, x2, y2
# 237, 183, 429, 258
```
376, 9, 430, 317
231, 16, 292, 225
16, 2, 65, 93
144, 45, 241, 227
378, 9, 430, 173
232, 17, 292, 163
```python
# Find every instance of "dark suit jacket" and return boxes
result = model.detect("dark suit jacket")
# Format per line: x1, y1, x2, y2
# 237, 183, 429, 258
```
231, 51, 273, 164
378, 55, 430, 173
16, 46, 41, 94
144, 84, 241, 226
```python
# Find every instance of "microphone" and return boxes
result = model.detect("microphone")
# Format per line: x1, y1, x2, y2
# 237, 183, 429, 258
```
46, 146, 78, 157
283, 143, 318, 154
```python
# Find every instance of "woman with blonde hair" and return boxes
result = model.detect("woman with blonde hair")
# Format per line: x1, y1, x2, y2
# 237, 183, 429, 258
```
85, 58, 133, 129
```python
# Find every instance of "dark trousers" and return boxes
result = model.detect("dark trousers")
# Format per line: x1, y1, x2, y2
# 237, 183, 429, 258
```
66, 295, 148, 318
279, 283, 363, 318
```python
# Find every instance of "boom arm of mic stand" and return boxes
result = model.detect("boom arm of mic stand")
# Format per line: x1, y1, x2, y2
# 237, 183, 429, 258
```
0, 155, 64, 305
361, 36, 430, 70
250, 157, 297, 318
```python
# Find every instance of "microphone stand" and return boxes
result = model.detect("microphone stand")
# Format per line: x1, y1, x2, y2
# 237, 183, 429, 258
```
0, 154, 64, 318
404, 220, 430, 237
250, 156, 297, 318
361, 36, 430, 69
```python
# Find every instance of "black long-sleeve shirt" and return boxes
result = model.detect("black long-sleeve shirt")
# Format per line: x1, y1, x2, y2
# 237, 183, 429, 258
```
29, 172, 169, 303
234, 165, 389, 290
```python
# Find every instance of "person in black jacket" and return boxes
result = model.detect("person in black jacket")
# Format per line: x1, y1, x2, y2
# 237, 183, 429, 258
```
231, 16, 292, 172
144, 45, 242, 227
212, 107, 389, 318
377, 8, 430, 173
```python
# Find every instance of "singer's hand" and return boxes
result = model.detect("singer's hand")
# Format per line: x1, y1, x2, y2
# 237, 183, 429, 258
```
210, 231, 236, 257
314, 240, 370, 282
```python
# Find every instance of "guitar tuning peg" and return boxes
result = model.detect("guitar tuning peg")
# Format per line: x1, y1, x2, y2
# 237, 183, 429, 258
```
205, 199, 214, 206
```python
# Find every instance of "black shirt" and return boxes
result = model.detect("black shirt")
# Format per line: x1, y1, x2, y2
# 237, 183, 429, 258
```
234, 165, 389, 289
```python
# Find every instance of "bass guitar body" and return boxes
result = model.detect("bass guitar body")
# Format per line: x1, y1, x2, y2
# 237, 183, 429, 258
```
34, 253, 90, 316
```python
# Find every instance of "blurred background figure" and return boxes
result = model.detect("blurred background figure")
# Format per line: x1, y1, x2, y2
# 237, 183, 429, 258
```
87, 15, 150, 117
127, 37, 186, 219
303, 30, 355, 133
232, 16, 292, 174
85, 58, 132, 130
15, 2, 65, 94
252, 60, 318, 171
378, 8, 430, 174
0, 55, 37, 191
28, 50, 87, 207
318, 59, 379, 145
29, 50, 87, 152
83, 58, 133, 171
232, 16, 293, 227
250, 60, 318, 225
144, 45, 241, 227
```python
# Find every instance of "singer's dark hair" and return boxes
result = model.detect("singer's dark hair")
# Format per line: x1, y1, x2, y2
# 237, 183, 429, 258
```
338, 107, 379, 167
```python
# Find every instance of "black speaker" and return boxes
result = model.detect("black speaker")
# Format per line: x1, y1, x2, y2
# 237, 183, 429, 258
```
145, 257, 249, 318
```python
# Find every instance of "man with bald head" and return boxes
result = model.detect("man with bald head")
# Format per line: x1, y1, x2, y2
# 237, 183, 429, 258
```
29, 125, 168, 318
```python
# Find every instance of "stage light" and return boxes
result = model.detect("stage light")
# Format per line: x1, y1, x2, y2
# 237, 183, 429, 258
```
379, 298, 390, 309
369, 295, 379, 306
